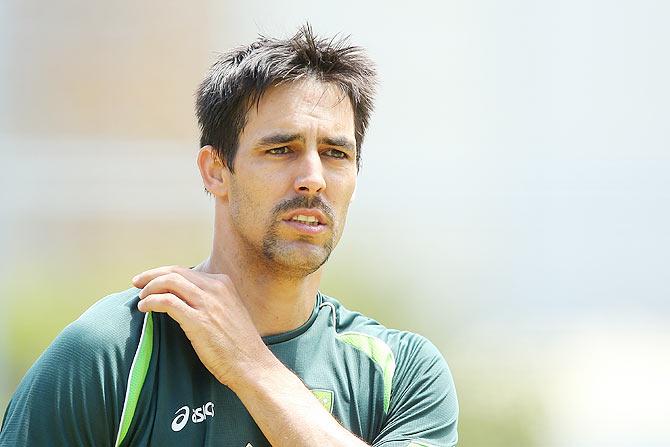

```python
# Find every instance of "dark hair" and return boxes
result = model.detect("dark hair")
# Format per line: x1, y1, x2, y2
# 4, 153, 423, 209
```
195, 23, 377, 174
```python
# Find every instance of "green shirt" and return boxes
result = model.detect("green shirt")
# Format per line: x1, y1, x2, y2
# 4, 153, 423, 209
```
1, 287, 458, 446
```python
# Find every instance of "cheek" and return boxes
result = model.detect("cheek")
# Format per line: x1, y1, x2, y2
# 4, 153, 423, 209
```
332, 177, 356, 226
229, 179, 261, 226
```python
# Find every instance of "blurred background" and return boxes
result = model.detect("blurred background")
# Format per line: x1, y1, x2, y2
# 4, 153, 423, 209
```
1, 0, 669, 445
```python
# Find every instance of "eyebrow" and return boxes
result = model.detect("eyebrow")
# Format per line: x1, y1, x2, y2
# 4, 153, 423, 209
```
256, 133, 356, 152
257, 133, 304, 147
320, 136, 356, 152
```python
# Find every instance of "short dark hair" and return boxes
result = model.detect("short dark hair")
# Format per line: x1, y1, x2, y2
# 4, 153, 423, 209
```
195, 23, 377, 173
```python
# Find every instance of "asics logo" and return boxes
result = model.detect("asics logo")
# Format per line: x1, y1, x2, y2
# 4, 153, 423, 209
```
171, 402, 215, 432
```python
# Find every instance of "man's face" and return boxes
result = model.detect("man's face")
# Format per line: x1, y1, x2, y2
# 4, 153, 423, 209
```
225, 79, 358, 276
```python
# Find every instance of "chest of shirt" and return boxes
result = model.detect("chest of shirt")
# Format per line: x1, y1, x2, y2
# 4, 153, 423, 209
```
120, 314, 388, 446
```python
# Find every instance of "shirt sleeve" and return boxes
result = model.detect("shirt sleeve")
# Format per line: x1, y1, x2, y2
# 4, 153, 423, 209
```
371, 334, 459, 447
0, 293, 141, 446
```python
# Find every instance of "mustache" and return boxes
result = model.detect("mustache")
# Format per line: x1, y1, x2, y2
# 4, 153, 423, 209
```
272, 196, 335, 224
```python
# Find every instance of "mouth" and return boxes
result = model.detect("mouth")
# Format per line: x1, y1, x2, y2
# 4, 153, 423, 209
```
281, 218, 328, 235
281, 209, 329, 235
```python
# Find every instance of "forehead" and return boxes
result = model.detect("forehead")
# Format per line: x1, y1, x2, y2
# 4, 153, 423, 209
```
240, 79, 355, 144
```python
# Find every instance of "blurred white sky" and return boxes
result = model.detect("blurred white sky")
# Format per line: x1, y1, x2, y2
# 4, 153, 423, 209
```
2, 1, 669, 445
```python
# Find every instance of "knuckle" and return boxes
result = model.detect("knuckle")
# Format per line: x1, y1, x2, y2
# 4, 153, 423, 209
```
164, 272, 182, 286
156, 293, 174, 306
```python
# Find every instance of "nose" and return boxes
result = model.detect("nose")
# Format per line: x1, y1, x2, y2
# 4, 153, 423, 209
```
294, 149, 326, 195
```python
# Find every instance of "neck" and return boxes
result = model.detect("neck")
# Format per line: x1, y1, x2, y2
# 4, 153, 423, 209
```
194, 206, 323, 338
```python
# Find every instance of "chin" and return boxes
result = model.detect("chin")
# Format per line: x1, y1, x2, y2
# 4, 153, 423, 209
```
263, 243, 331, 276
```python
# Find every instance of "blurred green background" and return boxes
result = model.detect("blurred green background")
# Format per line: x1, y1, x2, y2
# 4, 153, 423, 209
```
2, 1, 669, 446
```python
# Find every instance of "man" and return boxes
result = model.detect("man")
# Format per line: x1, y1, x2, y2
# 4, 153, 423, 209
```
0, 25, 458, 446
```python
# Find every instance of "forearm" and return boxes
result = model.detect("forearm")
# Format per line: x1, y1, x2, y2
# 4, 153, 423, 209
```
229, 351, 370, 447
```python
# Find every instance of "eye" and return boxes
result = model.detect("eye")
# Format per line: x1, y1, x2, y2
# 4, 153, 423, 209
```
267, 146, 291, 155
324, 148, 348, 159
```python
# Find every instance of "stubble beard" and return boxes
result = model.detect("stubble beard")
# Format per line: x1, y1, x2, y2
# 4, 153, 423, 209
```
261, 220, 335, 277
228, 182, 340, 277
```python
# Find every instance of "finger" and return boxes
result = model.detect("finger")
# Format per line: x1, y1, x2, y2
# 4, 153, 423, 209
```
133, 265, 232, 294
132, 265, 185, 288
168, 269, 234, 294
137, 293, 194, 326
138, 272, 204, 307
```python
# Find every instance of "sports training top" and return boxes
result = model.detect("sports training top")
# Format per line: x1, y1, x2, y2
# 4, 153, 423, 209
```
1, 287, 458, 446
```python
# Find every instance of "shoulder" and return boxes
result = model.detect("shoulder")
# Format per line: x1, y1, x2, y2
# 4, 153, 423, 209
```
322, 293, 456, 407
62, 286, 145, 348
321, 294, 459, 444
42, 286, 148, 369
23, 286, 147, 388
322, 293, 450, 372
1, 287, 148, 446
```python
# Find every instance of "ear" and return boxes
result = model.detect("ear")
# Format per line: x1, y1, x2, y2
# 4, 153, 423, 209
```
197, 146, 228, 199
